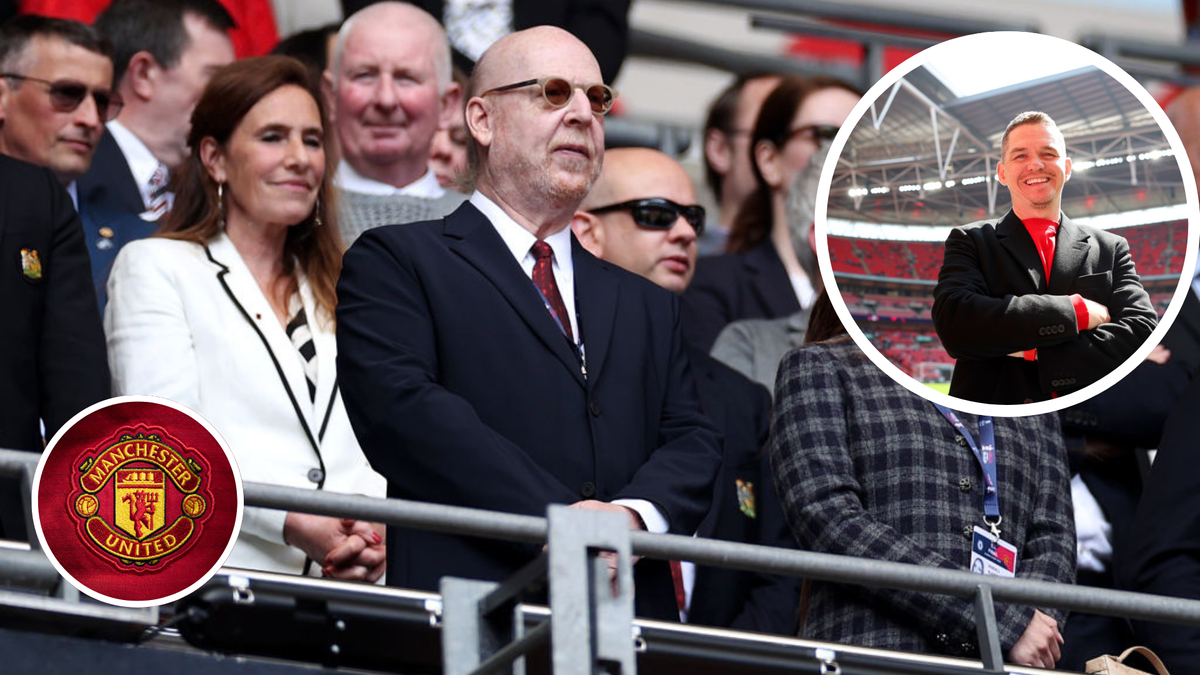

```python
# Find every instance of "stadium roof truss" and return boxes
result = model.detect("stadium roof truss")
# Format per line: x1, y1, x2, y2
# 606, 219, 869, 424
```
829, 66, 1182, 226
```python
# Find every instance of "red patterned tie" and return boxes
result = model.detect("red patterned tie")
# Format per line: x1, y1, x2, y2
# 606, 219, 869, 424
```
670, 559, 686, 612
1043, 224, 1057, 281
531, 241, 573, 342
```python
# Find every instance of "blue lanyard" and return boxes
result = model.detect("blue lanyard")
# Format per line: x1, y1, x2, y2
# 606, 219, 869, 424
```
934, 404, 1000, 525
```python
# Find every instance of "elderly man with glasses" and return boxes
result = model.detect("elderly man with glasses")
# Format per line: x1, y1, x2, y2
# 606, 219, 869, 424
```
337, 27, 720, 621
572, 147, 801, 634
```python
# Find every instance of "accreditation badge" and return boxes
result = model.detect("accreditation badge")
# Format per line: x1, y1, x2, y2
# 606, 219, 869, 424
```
32, 396, 242, 607
969, 526, 1018, 578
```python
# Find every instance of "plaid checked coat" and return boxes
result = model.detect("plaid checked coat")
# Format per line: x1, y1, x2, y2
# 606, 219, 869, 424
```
769, 338, 1075, 657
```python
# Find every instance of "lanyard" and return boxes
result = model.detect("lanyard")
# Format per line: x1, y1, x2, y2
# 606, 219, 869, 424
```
532, 281, 588, 378
933, 403, 1002, 534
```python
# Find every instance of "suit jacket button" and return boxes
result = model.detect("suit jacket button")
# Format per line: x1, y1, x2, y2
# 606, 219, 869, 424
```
1023, 398, 1033, 404
955, 435, 968, 447
1039, 327, 1046, 335
589, 402, 601, 417
1058, 324, 1065, 331
962, 526, 973, 540
307, 468, 324, 484
580, 481, 596, 498
958, 478, 972, 492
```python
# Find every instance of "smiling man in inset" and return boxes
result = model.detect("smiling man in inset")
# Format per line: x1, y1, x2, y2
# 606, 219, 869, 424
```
932, 111, 1157, 404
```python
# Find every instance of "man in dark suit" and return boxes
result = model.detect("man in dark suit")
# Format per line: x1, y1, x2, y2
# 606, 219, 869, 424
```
933, 111, 1157, 404
0, 154, 110, 540
1113, 376, 1200, 671
80, 0, 235, 306
573, 147, 799, 634
337, 27, 721, 621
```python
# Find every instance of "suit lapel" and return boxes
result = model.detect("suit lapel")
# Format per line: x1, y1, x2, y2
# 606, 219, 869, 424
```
206, 234, 324, 443
444, 204, 585, 387
996, 210, 1046, 292
80, 130, 145, 216
574, 239, 617, 390
744, 241, 801, 316
1048, 215, 1091, 295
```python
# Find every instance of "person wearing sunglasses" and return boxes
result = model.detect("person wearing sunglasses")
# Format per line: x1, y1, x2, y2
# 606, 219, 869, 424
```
337, 27, 720, 622
573, 146, 800, 635
0, 16, 115, 190
573, 148, 703, 294
682, 75, 860, 355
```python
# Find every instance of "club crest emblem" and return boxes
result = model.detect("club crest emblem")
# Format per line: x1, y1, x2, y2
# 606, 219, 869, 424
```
20, 248, 42, 281
70, 427, 212, 569
735, 478, 757, 518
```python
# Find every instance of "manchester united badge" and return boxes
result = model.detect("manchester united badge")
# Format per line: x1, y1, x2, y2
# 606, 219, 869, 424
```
33, 396, 242, 607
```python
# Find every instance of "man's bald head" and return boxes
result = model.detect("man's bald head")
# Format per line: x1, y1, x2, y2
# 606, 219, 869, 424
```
331, 2, 451, 91
465, 26, 605, 230
574, 148, 701, 294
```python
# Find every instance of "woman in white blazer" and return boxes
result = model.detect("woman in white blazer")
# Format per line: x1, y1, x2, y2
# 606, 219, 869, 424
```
105, 56, 386, 581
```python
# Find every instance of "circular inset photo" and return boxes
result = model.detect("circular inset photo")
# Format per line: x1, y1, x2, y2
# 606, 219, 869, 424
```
32, 396, 243, 607
816, 31, 1198, 415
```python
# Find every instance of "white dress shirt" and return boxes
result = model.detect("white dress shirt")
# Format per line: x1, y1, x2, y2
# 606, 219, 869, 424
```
790, 268, 817, 309
107, 119, 164, 209
334, 162, 445, 199
469, 190, 668, 536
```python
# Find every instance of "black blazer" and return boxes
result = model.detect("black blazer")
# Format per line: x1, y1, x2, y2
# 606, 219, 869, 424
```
686, 347, 800, 635
682, 240, 801, 354
933, 210, 1157, 404
1113, 376, 1200, 671
336, 202, 721, 620
339, 0, 632, 83
0, 155, 110, 538
75, 130, 158, 307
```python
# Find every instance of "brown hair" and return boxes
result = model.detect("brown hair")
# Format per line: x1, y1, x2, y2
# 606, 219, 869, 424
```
159, 55, 343, 325
726, 75, 859, 254
803, 289, 848, 344
999, 110, 1061, 159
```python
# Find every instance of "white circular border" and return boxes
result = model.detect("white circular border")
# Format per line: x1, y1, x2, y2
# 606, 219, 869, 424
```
31, 394, 245, 608
814, 31, 1200, 418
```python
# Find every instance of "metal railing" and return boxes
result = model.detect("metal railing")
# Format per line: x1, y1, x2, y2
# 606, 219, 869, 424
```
4, 447, 1200, 674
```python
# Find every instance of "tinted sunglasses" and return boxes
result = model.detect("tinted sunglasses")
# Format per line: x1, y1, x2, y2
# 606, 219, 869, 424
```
481, 76, 616, 115
590, 198, 705, 236
1, 73, 123, 121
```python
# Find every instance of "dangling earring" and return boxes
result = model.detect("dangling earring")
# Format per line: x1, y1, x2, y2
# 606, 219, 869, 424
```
313, 194, 323, 228
217, 183, 226, 227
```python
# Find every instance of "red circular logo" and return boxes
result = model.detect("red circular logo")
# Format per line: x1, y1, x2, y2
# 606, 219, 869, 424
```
33, 396, 242, 606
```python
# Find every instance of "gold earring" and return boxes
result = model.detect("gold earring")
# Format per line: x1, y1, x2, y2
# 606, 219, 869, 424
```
217, 183, 225, 227
313, 195, 323, 228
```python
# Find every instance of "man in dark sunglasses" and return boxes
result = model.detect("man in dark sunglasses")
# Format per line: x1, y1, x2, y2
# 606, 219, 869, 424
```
574, 147, 703, 294
338, 27, 720, 623
574, 147, 801, 635
0, 16, 114, 188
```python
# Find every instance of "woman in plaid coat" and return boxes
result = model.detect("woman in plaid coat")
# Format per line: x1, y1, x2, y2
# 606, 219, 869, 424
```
769, 291, 1075, 668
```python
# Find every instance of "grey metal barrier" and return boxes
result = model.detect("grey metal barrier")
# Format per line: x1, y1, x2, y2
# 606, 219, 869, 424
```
5, 447, 1200, 674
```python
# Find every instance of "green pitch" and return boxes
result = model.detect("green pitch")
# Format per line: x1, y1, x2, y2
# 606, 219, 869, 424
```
924, 382, 952, 394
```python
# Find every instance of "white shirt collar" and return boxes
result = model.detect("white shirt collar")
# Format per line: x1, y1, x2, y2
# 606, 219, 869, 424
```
469, 191, 577, 341
66, 181, 78, 209
334, 161, 444, 198
107, 119, 162, 208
